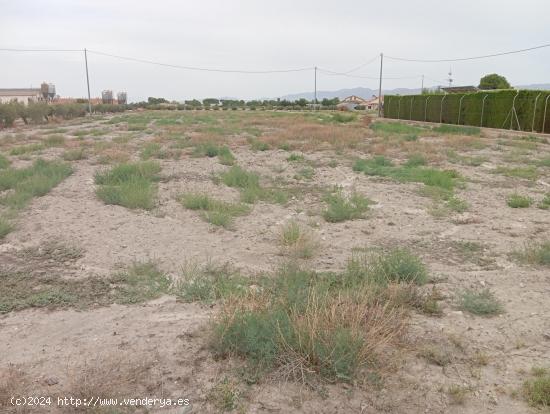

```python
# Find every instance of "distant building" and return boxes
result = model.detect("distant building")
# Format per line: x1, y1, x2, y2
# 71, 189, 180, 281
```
337, 95, 368, 110
337, 95, 382, 111
0, 88, 43, 105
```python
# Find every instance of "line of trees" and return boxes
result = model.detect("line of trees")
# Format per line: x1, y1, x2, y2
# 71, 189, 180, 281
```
0, 96, 344, 128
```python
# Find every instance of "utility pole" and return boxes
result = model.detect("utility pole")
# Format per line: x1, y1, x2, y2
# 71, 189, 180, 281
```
421, 75, 424, 92
378, 53, 383, 117
314, 66, 317, 111
84, 48, 92, 115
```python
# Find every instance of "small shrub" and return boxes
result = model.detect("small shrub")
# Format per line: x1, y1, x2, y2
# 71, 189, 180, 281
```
294, 166, 314, 180
404, 154, 427, 167
323, 190, 371, 222
279, 221, 319, 259
179, 193, 249, 228
348, 249, 428, 285
0, 216, 13, 239
111, 262, 171, 304
250, 140, 269, 151
140, 142, 163, 160
174, 262, 247, 303
287, 153, 305, 162
507, 193, 532, 208
523, 374, 550, 407
494, 166, 538, 181
44, 134, 65, 147
209, 377, 242, 412
62, 148, 86, 161
194, 142, 220, 157
217, 146, 236, 165
447, 385, 469, 405
95, 161, 160, 210
0, 153, 10, 169
537, 194, 550, 210
459, 289, 503, 316
515, 241, 550, 267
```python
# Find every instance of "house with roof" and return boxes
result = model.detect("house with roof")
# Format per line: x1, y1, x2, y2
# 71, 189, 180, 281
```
337, 95, 382, 111
0, 88, 43, 105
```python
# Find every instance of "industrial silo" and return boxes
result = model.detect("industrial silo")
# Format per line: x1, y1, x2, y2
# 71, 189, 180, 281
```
102, 90, 113, 104
117, 92, 127, 105
47, 84, 56, 99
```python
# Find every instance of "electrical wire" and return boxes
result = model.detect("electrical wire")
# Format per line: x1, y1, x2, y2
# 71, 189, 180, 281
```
86, 49, 313, 74
317, 67, 421, 80
0, 48, 82, 52
385, 42, 550, 62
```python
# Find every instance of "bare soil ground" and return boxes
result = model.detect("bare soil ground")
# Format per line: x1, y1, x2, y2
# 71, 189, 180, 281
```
1, 111, 549, 413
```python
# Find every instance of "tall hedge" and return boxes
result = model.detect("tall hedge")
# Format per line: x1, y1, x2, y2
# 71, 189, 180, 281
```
384, 90, 550, 133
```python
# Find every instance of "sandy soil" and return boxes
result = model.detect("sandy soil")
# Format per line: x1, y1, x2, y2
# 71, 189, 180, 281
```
1, 111, 549, 413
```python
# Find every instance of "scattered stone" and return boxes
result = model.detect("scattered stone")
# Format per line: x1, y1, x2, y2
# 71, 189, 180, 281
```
44, 377, 59, 386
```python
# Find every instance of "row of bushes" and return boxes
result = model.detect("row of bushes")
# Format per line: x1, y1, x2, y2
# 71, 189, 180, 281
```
0, 102, 131, 128
384, 90, 550, 133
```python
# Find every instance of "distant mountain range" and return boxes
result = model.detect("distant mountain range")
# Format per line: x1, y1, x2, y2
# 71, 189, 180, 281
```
279, 84, 550, 101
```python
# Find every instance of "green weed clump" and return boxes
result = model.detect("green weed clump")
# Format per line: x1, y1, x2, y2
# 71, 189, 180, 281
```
212, 259, 409, 383
0, 153, 9, 169
514, 241, 550, 267
0, 261, 170, 313
537, 194, 550, 210
217, 146, 236, 165
506, 193, 532, 208
62, 148, 86, 161
523, 372, 550, 407
323, 190, 372, 222
174, 262, 248, 303
370, 122, 423, 135
458, 289, 503, 316
219, 165, 287, 205
179, 193, 249, 228
347, 248, 428, 285
279, 221, 319, 259
353, 156, 460, 191
433, 124, 481, 136
95, 161, 161, 210
494, 166, 538, 181
0, 159, 72, 237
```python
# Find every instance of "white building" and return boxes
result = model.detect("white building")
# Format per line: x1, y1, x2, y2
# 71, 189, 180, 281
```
0, 88, 43, 105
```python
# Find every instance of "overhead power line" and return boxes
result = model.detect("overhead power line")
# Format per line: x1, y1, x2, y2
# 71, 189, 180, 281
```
317, 67, 420, 80
86, 49, 313, 74
0, 47, 313, 73
385, 42, 550, 62
0, 48, 82, 52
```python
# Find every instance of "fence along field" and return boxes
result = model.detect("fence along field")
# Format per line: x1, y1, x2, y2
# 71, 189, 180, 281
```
384, 89, 550, 133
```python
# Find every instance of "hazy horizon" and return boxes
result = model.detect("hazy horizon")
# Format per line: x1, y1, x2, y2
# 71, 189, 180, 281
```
2, 0, 549, 102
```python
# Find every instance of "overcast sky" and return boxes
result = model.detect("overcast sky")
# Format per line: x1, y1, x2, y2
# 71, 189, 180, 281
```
1, 0, 549, 101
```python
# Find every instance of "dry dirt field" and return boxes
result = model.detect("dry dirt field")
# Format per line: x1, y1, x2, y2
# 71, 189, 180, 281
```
1, 110, 549, 413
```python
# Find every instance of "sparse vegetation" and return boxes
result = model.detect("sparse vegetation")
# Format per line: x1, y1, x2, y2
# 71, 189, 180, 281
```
212, 260, 409, 383
507, 193, 532, 208
514, 241, 550, 266
523, 371, 550, 407
279, 220, 319, 258
323, 189, 372, 222
459, 289, 503, 316
353, 156, 460, 191
179, 192, 249, 228
174, 262, 248, 303
95, 161, 161, 210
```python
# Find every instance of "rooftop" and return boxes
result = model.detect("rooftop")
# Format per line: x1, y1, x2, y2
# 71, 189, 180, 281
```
0, 88, 42, 96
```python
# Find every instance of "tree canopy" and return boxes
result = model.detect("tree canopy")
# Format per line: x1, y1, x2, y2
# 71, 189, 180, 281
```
479, 74, 511, 90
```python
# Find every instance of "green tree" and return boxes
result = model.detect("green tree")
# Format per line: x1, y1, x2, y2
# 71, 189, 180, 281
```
479, 74, 511, 90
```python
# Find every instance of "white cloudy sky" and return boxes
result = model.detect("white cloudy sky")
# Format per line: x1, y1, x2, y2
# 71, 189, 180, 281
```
1, 0, 549, 101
